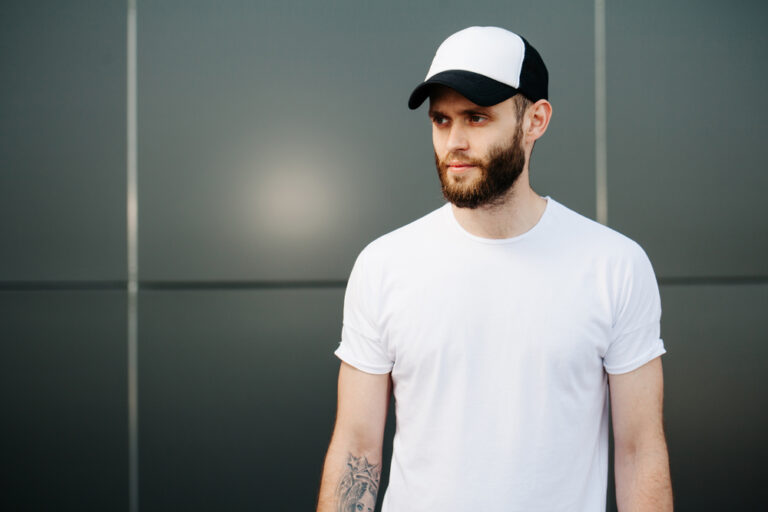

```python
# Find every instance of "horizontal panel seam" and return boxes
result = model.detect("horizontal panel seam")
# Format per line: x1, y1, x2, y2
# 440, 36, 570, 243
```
2, 277, 768, 290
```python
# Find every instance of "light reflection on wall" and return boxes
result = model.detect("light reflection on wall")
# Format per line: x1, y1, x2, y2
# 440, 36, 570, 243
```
241, 139, 344, 244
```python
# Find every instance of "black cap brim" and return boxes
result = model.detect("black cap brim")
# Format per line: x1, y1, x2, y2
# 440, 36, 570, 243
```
407, 70, 519, 110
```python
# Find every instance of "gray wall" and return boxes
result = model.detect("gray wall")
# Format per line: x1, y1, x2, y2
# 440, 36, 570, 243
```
1, 0, 766, 510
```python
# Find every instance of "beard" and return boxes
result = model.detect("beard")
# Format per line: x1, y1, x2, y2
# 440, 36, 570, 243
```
434, 123, 526, 209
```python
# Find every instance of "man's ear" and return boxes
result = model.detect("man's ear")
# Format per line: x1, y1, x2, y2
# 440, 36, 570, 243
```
526, 99, 552, 142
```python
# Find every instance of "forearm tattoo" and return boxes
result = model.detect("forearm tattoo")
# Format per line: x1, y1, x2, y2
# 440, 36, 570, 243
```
335, 453, 381, 512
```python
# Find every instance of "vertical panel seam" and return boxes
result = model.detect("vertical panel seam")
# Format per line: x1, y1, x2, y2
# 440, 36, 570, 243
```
595, 0, 608, 225
127, 1, 139, 511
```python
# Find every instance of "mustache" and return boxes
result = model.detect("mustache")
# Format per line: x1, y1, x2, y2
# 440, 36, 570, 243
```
436, 153, 485, 169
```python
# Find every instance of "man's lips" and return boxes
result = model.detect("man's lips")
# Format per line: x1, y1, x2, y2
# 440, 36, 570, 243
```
446, 162, 476, 173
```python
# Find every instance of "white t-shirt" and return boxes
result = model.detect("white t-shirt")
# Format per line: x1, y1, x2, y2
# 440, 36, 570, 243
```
335, 197, 666, 512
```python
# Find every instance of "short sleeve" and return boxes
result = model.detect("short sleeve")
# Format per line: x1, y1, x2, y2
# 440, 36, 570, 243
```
334, 248, 394, 374
603, 242, 666, 374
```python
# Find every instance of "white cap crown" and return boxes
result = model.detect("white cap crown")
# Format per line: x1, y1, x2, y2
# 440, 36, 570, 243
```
426, 26, 526, 89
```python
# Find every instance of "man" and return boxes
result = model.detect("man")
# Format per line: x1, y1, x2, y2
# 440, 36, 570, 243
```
317, 26, 673, 511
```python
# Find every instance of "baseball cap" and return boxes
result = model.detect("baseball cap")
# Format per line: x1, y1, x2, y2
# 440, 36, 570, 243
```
408, 26, 548, 110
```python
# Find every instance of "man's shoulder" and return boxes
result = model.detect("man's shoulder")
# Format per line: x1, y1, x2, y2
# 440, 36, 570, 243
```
549, 198, 648, 260
359, 203, 448, 259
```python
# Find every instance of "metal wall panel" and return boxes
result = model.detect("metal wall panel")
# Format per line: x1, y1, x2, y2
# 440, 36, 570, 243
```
0, 291, 128, 510
658, 283, 768, 510
138, 0, 595, 281
138, 288, 346, 510
606, 0, 768, 278
0, 1, 126, 281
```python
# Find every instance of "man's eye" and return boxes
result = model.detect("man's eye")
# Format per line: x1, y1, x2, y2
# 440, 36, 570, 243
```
433, 116, 447, 125
470, 115, 486, 123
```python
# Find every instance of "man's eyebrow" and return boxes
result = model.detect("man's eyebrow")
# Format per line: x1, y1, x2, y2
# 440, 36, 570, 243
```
460, 108, 491, 116
428, 109, 445, 118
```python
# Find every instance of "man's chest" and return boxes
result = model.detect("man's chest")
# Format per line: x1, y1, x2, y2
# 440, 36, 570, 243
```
378, 256, 613, 380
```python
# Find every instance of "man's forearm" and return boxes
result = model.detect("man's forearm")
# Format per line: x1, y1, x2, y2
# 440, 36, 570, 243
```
317, 439, 383, 512
614, 441, 673, 512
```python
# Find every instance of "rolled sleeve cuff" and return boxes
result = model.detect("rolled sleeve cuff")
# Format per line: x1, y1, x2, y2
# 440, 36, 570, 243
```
334, 323, 394, 374
604, 338, 666, 374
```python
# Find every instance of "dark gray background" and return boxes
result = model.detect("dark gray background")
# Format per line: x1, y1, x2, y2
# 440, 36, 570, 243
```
2, 0, 766, 510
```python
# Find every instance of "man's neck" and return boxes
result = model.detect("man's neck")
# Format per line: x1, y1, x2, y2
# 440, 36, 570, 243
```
450, 181, 548, 239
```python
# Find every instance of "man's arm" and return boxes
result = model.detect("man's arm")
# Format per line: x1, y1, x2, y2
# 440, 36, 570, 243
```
317, 361, 391, 512
609, 356, 673, 511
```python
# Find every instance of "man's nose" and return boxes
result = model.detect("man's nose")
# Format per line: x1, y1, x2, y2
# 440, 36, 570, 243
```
446, 124, 469, 152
